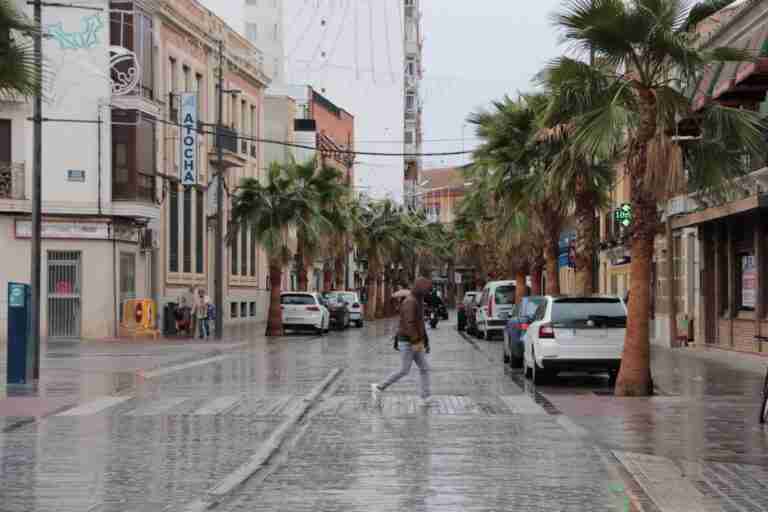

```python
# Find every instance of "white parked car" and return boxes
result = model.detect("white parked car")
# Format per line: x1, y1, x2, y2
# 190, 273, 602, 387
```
280, 292, 330, 334
475, 280, 517, 340
523, 296, 627, 384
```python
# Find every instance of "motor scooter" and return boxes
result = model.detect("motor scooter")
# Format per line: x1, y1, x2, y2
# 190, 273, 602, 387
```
425, 306, 439, 329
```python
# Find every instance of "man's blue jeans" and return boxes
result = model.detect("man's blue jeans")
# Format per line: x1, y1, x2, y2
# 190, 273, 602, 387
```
379, 341, 431, 399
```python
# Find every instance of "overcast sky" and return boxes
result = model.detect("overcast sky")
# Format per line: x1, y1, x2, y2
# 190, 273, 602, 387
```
420, 0, 564, 169
200, 0, 568, 186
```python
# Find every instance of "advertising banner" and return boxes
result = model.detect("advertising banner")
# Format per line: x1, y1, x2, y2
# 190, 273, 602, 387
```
179, 93, 198, 185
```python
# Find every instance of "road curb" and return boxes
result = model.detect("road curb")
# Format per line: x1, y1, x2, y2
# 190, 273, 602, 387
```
183, 367, 344, 511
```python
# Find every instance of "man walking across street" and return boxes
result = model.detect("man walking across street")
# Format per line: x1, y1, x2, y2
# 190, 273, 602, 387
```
371, 277, 433, 406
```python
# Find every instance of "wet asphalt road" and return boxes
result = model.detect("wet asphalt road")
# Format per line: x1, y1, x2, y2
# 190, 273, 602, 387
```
0, 318, 767, 511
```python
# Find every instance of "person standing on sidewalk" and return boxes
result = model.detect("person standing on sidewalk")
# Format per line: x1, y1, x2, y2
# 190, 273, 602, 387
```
194, 290, 209, 339
371, 277, 433, 406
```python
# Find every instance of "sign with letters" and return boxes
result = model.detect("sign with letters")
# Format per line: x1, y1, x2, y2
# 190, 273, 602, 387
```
179, 93, 198, 185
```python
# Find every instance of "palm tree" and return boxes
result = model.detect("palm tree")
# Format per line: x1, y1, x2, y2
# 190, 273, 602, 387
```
352, 200, 404, 320
0, 1, 39, 99
288, 158, 346, 291
469, 94, 569, 294
230, 162, 329, 336
550, 0, 768, 395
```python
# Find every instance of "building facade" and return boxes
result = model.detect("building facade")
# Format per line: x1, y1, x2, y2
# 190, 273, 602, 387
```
404, 0, 424, 209
0, 0, 273, 341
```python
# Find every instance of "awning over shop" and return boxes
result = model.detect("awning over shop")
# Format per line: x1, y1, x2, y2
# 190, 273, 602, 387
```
670, 193, 768, 229
693, 24, 768, 111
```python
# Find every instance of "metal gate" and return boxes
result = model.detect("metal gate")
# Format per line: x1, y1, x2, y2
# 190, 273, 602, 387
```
47, 251, 82, 339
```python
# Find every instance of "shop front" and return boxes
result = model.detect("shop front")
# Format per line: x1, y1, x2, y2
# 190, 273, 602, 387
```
673, 194, 768, 353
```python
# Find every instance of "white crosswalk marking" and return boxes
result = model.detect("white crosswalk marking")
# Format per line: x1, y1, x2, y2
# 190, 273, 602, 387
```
57, 396, 132, 416
126, 397, 189, 416
499, 395, 548, 415
191, 395, 242, 416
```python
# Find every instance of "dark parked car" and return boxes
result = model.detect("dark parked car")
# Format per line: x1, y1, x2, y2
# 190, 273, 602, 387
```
321, 293, 350, 330
457, 291, 480, 331
503, 296, 546, 368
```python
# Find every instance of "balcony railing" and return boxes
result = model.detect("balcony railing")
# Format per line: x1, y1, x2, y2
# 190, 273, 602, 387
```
0, 162, 25, 200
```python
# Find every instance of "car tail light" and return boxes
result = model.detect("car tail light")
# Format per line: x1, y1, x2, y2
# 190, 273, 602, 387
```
306, 306, 320, 312
538, 324, 555, 339
520, 323, 529, 331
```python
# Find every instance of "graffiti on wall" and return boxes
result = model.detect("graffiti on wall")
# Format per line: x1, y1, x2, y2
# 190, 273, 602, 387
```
46, 14, 104, 50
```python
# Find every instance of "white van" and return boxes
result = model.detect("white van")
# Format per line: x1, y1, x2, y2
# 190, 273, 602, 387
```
475, 280, 517, 339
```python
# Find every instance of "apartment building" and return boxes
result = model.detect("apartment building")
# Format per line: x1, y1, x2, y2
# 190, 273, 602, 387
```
0, 0, 272, 341
158, 0, 271, 326
404, 0, 424, 209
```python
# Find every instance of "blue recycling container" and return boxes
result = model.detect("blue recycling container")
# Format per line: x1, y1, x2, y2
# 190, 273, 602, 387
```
7, 282, 31, 384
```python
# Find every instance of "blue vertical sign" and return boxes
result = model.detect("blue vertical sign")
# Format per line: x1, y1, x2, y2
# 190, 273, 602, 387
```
7, 282, 31, 385
179, 93, 198, 186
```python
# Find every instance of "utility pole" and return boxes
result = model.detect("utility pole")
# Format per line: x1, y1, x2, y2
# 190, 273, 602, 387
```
28, 0, 43, 383
214, 39, 225, 340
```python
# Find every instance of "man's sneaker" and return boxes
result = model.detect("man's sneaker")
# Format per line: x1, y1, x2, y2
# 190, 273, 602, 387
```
418, 396, 434, 407
370, 383, 382, 405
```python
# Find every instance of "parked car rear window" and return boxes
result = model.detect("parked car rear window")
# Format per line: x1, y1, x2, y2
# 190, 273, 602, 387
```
281, 294, 316, 305
323, 292, 353, 304
551, 298, 626, 325
494, 285, 516, 305
520, 298, 546, 318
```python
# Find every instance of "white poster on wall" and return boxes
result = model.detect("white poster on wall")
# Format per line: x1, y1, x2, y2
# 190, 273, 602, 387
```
742, 255, 757, 309
179, 93, 198, 185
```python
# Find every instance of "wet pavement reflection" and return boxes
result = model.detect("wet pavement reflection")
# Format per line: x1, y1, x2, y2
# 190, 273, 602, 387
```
0, 319, 766, 511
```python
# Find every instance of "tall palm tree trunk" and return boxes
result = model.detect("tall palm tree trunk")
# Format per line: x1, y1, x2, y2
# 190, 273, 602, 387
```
365, 256, 379, 321
334, 252, 345, 290
530, 263, 543, 295
515, 271, 527, 304
266, 263, 284, 336
365, 274, 376, 320
615, 90, 657, 397
574, 186, 597, 295
323, 265, 333, 292
296, 237, 308, 291
376, 275, 386, 319
543, 234, 561, 295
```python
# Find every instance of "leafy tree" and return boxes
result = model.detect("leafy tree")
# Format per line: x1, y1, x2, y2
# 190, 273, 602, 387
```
0, 1, 39, 99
